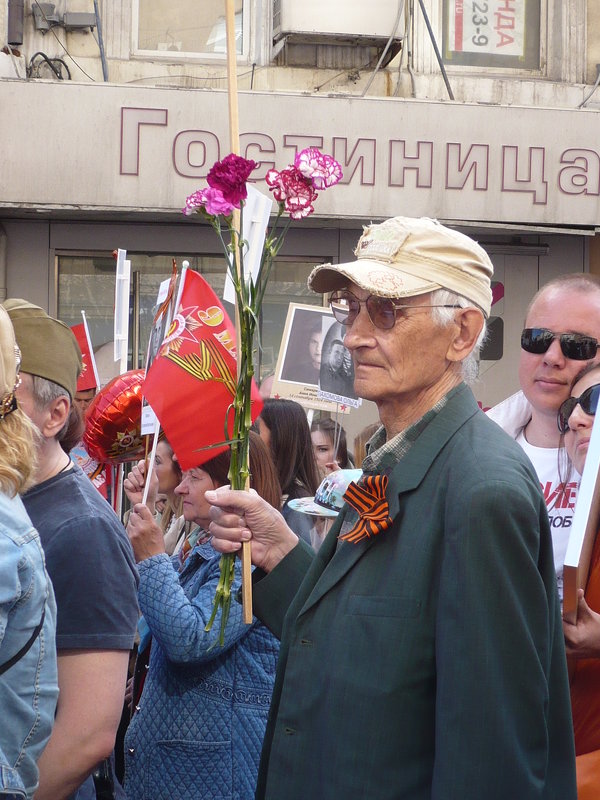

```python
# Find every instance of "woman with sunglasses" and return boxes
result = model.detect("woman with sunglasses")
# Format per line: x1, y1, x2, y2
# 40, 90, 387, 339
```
558, 362, 600, 800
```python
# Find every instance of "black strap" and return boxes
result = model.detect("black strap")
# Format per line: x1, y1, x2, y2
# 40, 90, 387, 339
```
0, 607, 45, 676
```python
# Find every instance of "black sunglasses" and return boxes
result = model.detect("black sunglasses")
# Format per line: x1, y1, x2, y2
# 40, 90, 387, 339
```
557, 383, 600, 433
329, 290, 459, 331
521, 328, 599, 361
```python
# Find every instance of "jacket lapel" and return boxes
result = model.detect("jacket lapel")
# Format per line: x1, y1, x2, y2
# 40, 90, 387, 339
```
296, 385, 480, 617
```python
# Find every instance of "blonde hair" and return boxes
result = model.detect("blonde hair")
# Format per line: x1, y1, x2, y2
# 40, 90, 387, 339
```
0, 406, 38, 496
159, 494, 184, 534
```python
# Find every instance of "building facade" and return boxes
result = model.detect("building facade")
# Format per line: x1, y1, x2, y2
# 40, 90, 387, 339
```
1, 0, 599, 437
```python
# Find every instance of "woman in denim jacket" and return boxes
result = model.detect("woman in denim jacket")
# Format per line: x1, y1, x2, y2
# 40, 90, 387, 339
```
123, 432, 280, 800
0, 306, 58, 799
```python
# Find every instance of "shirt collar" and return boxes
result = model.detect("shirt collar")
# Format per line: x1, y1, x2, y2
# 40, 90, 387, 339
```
362, 384, 463, 475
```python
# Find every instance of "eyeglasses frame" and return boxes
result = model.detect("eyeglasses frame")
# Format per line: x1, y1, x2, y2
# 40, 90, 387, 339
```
557, 382, 600, 434
329, 290, 461, 331
521, 327, 599, 361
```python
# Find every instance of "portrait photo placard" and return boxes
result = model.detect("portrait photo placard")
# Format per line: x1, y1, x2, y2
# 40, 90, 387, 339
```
271, 303, 360, 412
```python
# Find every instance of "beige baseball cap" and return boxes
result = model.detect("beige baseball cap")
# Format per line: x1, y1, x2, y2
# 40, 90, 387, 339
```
308, 217, 493, 317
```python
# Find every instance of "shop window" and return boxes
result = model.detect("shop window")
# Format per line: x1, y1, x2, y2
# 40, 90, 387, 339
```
442, 0, 541, 70
56, 252, 322, 386
133, 0, 247, 58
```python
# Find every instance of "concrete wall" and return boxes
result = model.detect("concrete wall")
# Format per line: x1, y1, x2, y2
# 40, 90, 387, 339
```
1, 0, 598, 106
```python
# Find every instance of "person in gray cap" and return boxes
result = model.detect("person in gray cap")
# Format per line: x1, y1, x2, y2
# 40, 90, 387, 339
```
206, 217, 576, 800
3, 299, 139, 800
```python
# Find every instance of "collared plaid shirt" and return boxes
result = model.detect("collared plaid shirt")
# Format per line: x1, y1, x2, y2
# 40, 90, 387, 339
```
337, 385, 461, 541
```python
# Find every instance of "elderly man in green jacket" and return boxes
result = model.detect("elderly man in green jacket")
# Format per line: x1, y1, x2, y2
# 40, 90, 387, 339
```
207, 216, 576, 800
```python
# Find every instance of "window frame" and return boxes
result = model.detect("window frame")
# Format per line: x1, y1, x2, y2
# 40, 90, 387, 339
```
411, 0, 548, 79
441, 0, 543, 72
131, 0, 251, 63
54, 249, 328, 379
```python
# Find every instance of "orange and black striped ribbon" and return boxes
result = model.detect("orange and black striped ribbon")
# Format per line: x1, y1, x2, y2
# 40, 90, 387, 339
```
339, 474, 393, 544
179, 536, 193, 567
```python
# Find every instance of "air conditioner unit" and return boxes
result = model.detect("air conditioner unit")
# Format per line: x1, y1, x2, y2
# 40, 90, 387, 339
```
273, 0, 402, 43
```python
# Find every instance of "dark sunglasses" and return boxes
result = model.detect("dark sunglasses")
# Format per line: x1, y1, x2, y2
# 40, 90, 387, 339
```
521, 328, 599, 361
557, 383, 600, 433
329, 290, 459, 331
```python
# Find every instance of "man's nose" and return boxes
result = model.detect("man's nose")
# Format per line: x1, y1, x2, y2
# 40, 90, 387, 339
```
343, 307, 375, 350
542, 338, 566, 366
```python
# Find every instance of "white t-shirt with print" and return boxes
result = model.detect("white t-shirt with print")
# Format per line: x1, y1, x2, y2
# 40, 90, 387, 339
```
516, 431, 579, 602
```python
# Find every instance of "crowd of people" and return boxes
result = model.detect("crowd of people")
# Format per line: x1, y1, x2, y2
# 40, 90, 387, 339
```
2, 215, 600, 799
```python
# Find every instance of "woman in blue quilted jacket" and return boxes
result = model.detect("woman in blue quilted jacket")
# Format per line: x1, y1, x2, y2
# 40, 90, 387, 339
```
123, 432, 281, 800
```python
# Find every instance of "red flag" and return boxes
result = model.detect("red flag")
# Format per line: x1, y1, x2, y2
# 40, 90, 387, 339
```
71, 323, 97, 392
142, 271, 263, 470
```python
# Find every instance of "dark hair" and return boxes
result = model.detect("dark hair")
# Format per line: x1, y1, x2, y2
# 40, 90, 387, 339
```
59, 401, 85, 454
310, 417, 350, 468
259, 398, 320, 499
201, 430, 281, 509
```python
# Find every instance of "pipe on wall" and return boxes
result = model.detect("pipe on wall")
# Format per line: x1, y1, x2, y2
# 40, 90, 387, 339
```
8, 0, 25, 46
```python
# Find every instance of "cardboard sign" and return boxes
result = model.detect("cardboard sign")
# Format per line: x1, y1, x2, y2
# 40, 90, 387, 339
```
563, 410, 600, 624
270, 303, 360, 412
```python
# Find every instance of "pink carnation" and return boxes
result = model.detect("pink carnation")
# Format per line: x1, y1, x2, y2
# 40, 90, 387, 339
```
201, 187, 236, 216
182, 187, 235, 217
207, 153, 258, 207
294, 147, 343, 190
266, 166, 318, 219
182, 190, 206, 216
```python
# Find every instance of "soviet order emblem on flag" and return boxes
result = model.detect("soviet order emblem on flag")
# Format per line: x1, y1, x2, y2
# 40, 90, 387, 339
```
142, 270, 263, 470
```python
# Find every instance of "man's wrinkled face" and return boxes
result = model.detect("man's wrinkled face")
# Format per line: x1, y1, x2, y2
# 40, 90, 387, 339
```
518, 287, 600, 418
341, 283, 456, 409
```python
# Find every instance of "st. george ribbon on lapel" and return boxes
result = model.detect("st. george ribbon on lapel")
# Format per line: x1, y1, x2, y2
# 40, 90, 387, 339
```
339, 474, 393, 543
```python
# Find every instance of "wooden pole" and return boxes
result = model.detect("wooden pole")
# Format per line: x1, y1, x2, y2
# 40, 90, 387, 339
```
225, 0, 253, 624
225, 0, 240, 152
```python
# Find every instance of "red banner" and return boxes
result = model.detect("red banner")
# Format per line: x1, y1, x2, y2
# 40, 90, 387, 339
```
71, 322, 97, 392
142, 271, 262, 470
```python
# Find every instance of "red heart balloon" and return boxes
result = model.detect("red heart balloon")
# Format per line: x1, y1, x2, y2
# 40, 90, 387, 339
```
83, 369, 146, 464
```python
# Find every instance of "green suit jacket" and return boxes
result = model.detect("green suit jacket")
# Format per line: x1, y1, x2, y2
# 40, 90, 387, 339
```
253, 384, 576, 799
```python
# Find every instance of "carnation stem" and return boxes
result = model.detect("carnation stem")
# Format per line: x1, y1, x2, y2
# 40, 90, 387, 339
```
205, 206, 256, 645
185, 149, 342, 646
205, 200, 318, 645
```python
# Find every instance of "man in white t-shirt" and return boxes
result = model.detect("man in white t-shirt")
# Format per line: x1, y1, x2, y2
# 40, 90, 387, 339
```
488, 273, 600, 600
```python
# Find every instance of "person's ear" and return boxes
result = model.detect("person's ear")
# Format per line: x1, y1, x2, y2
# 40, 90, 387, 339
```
40, 395, 70, 438
445, 308, 484, 363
